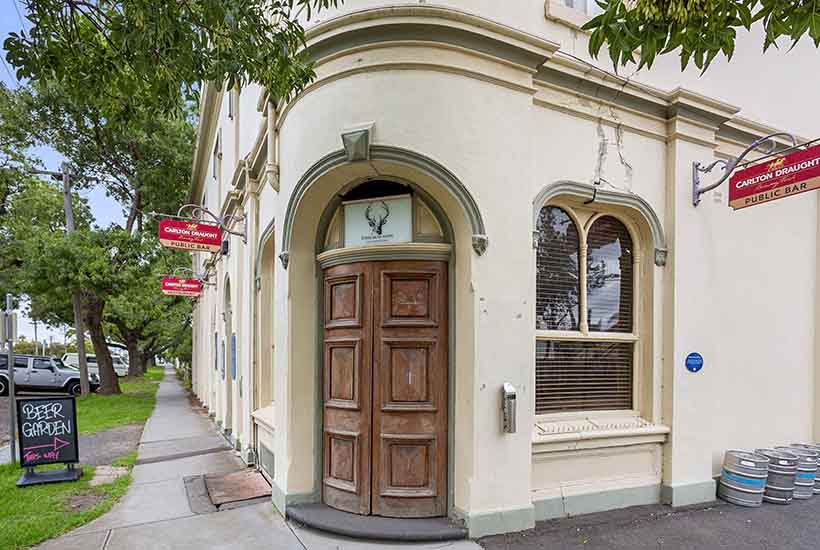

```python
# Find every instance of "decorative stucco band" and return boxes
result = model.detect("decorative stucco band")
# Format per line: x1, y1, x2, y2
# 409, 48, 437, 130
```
533, 181, 668, 267
279, 145, 488, 268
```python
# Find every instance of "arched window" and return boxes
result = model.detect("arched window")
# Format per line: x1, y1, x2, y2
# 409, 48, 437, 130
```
535, 207, 639, 415
536, 207, 580, 331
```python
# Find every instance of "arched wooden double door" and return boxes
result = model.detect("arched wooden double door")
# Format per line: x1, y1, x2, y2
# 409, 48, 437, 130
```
322, 260, 448, 518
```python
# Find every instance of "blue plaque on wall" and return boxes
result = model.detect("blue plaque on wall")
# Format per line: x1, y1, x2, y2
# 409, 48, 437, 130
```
685, 352, 704, 373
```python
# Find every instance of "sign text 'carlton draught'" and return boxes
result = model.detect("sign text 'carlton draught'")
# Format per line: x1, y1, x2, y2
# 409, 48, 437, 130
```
158, 219, 222, 252
729, 143, 820, 210
161, 277, 202, 297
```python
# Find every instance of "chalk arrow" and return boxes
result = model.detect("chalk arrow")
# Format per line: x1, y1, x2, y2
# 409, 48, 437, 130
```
23, 437, 71, 453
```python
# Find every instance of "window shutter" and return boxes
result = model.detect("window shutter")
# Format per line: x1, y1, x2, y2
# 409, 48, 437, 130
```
587, 216, 633, 333
535, 340, 633, 414
536, 207, 580, 331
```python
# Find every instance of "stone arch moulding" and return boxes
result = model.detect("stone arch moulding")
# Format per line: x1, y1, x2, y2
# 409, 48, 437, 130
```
278, 145, 488, 268
254, 218, 276, 290
533, 181, 668, 267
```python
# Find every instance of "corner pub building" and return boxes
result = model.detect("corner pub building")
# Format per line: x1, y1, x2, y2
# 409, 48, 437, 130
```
189, 1, 820, 538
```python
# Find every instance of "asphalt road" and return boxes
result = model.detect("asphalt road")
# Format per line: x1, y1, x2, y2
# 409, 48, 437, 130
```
480, 499, 820, 550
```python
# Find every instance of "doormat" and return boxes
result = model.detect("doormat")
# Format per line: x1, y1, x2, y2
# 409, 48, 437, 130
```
205, 469, 272, 507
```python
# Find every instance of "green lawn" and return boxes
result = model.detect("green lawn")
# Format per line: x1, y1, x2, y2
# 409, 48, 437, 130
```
0, 461, 132, 550
77, 367, 164, 434
0, 370, 164, 549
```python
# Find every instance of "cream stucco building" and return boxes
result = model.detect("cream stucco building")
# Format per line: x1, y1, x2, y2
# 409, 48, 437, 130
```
188, 1, 820, 538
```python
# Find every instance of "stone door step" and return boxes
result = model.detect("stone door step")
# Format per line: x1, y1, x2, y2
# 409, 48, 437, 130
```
286, 503, 468, 542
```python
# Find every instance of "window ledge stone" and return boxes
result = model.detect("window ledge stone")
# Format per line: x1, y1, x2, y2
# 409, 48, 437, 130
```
252, 405, 275, 432
544, 0, 593, 32
533, 416, 669, 454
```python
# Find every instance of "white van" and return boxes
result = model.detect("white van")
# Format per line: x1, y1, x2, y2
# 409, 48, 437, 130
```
62, 353, 128, 377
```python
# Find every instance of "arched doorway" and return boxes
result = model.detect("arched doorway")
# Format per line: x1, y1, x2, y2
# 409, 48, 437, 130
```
223, 277, 233, 435
317, 180, 452, 518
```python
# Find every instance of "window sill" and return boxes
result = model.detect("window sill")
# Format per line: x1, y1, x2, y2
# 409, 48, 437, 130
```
533, 415, 669, 455
544, 0, 594, 32
252, 404, 275, 433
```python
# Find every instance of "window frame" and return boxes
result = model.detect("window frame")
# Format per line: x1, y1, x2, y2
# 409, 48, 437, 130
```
534, 201, 644, 420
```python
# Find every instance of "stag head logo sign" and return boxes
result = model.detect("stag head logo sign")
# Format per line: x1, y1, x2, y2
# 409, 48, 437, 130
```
364, 201, 391, 236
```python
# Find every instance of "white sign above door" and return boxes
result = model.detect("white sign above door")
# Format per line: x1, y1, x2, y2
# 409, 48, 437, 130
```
344, 195, 412, 247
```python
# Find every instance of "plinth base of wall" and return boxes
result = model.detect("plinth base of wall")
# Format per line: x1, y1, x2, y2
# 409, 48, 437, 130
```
661, 480, 717, 507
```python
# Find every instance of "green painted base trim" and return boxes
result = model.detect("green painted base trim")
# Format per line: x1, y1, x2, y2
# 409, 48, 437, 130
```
287, 491, 319, 506
661, 480, 717, 507
457, 504, 535, 538
270, 482, 318, 517
271, 481, 286, 515
534, 484, 660, 521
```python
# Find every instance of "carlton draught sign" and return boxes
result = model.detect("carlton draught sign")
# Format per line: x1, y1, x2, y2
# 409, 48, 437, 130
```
729, 143, 820, 210
158, 219, 221, 252
162, 277, 202, 297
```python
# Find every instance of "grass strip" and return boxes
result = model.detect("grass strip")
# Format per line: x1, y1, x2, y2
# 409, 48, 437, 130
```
77, 367, 164, 434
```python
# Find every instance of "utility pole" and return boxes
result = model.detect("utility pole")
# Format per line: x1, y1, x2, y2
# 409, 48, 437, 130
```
31, 165, 90, 395
6, 294, 17, 464
33, 319, 38, 355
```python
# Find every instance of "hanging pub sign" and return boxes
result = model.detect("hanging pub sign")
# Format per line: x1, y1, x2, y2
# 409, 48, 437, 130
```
16, 396, 82, 486
158, 219, 222, 252
729, 142, 820, 210
161, 277, 202, 297
343, 195, 412, 247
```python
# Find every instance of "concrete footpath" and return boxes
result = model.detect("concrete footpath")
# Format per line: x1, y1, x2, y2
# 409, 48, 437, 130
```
36, 369, 480, 550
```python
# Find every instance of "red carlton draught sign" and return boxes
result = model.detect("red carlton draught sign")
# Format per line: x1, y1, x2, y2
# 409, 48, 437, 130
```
729, 143, 820, 210
161, 278, 202, 297
158, 219, 222, 252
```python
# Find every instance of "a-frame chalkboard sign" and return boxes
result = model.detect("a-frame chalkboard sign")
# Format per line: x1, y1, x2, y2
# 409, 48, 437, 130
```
16, 396, 82, 487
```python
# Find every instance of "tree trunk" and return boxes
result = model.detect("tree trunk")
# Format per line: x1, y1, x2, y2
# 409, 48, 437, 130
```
124, 331, 142, 377
85, 299, 121, 395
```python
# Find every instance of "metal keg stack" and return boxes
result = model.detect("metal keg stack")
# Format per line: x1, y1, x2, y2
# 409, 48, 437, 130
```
775, 446, 818, 499
717, 450, 769, 507
787, 445, 820, 495
754, 448, 799, 504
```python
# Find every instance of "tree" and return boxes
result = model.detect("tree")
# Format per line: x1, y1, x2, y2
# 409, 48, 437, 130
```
5, 0, 342, 125
21, 83, 195, 234
584, 0, 820, 72
106, 240, 192, 376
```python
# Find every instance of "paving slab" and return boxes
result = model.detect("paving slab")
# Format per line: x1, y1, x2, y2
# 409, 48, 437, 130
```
137, 433, 228, 461
74, 477, 194, 534
34, 530, 108, 550
104, 502, 303, 550
131, 449, 243, 485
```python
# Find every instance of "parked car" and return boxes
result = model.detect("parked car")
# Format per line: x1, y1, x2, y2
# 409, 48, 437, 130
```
0, 354, 100, 396
62, 353, 128, 377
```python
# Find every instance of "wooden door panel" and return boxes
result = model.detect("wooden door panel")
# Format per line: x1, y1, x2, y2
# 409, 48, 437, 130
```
380, 434, 437, 497
325, 273, 362, 329
322, 264, 371, 515
380, 271, 440, 327
372, 261, 447, 517
381, 338, 437, 411
324, 338, 361, 409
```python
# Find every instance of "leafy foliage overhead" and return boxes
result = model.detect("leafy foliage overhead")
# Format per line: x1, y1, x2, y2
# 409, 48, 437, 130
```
5, 0, 340, 124
584, 0, 820, 72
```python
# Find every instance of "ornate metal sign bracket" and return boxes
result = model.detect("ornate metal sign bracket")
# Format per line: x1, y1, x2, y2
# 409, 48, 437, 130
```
174, 204, 247, 244
692, 132, 797, 207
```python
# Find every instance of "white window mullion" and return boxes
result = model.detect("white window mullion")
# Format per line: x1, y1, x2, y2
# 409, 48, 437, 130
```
579, 240, 589, 334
